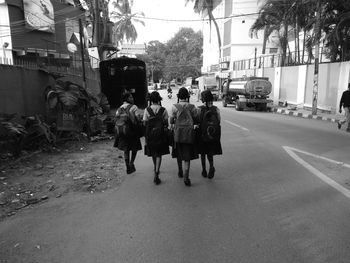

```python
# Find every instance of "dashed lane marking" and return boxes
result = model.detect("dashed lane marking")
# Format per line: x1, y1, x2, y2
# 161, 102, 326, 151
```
283, 146, 350, 200
224, 120, 249, 132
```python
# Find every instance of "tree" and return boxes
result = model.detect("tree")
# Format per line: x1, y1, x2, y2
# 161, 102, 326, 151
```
138, 41, 166, 82
185, 0, 221, 58
250, 0, 297, 66
164, 28, 203, 82
110, 0, 145, 45
251, 0, 350, 64
137, 28, 203, 83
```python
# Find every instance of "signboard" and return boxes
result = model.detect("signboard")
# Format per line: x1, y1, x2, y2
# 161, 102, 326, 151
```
120, 44, 146, 55
23, 0, 55, 33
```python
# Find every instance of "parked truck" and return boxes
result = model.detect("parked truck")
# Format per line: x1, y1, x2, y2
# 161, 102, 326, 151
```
222, 76, 272, 111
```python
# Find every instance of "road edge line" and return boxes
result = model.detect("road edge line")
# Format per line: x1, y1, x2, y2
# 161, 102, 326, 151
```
283, 146, 350, 200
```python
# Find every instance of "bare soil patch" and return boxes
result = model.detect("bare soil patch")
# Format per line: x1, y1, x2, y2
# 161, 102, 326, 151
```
0, 137, 124, 220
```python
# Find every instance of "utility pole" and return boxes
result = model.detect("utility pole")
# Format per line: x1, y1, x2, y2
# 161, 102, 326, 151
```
93, 0, 100, 48
312, 0, 322, 115
79, 19, 87, 89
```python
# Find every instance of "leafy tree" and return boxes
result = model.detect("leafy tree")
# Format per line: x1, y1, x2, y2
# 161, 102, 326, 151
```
110, 0, 145, 45
138, 41, 166, 83
164, 28, 203, 82
250, 0, 296, 66
185, 0, 221, 58
251, 0, 350, 64
137, 28, 203, 83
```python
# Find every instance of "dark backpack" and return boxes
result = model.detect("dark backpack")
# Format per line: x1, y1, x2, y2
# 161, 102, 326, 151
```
174, 104, 195, 144
200, 106, 221, 142
145, 107, 166, 147
115, 104, 133, 138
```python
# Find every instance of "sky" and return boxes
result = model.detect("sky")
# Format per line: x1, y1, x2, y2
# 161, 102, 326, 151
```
128, 0, 204, 44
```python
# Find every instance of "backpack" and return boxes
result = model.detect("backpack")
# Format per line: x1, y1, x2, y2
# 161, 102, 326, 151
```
200, 105, 221, 142
174, 104, 195, 144
145, 107, 166, 147
115, 104, 133, 138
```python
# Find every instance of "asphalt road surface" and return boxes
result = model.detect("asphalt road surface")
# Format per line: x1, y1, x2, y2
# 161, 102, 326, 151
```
1, 89, 350, 263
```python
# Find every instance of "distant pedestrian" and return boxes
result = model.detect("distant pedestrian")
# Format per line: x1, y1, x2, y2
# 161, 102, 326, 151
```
114, 92, 143, 174
197, 90, 222, 179
338, 83, 350, 132
143, 91, 170, 185
170, 87, 198, 187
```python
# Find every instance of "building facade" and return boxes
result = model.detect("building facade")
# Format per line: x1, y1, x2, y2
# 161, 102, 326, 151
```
201, 0, 278, 79
0, 0, 88, 66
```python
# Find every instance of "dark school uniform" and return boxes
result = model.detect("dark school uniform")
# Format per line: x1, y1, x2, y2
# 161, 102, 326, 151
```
143, 104, 170, 157
114, 102, 142, 151
170, 101, 199, 161
197, 105, 223, 155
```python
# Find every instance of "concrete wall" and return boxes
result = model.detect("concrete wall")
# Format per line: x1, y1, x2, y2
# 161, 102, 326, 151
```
0, 65, 100, 119
231, 61, 350, 113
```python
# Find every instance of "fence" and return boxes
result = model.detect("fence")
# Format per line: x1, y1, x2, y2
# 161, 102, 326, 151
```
232, 49, 332, 71
0, 49, 100, 81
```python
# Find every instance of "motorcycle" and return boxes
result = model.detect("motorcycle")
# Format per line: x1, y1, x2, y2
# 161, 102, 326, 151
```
167, 89, 173, 99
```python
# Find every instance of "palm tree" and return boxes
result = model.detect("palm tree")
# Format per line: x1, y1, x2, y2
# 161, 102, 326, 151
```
110, 0, 145, 45
185, 0, 221, 58
250, 0, 298, 66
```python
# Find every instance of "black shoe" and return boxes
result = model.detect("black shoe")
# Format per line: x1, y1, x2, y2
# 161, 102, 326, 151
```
154, 172, 161, 185
201, 170, 208, 178
184, 177, 191, 187
208, 167, 215, 179
126, 165, 132, 174
178, 170, 183, 178
129, 164, 136, 174
337, 122, 342, 129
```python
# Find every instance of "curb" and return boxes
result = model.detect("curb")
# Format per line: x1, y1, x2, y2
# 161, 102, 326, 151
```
272, 108, 340, 123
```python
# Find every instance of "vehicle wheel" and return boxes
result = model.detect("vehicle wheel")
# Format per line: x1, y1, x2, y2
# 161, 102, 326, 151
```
256, 103, 267, 111
235, 102, 243, 111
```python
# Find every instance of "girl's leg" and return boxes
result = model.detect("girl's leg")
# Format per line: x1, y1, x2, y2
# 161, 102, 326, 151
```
152, 156, 157, 172
177, 157, 183, 178
200, 154, 207, 177
129, 150, 137, 173
153, 156, 162, 185
207, 154, 215, 179
124, 150, 131, 174
155, 156, 162, 173
183, 161, 191, 186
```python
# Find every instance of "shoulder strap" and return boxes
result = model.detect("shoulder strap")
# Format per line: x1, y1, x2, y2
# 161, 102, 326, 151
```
126, 104, 133, 112
157, 107, 165, 117
147, 107, 155, 117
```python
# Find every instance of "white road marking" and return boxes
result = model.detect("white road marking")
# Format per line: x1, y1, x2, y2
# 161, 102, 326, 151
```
284, 146, 350, 168
225, 120, 249, 132
283, 146, 350, 199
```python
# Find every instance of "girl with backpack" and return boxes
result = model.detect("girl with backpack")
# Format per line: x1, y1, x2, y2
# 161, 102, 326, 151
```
143, 91, 170, 185
114, 92, 143, 174
170, 87, 198, 187
197, 90, 222, 179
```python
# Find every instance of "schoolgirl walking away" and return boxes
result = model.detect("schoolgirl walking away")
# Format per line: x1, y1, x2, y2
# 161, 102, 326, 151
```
143, 91, 170, 185
197, 90, 222, 179
114, 92, 143, 174
170, 87, 198, 187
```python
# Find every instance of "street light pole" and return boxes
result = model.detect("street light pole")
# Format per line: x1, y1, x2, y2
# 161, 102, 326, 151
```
312, 0, 322, 115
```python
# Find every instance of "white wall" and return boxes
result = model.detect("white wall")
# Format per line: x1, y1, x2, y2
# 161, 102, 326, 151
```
231, 61, 350, 113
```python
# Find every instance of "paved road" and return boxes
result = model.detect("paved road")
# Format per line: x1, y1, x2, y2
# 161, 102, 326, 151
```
1, 90, 350, 263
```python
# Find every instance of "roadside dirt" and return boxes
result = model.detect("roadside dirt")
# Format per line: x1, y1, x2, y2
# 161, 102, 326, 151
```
0, 137, 125, 221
